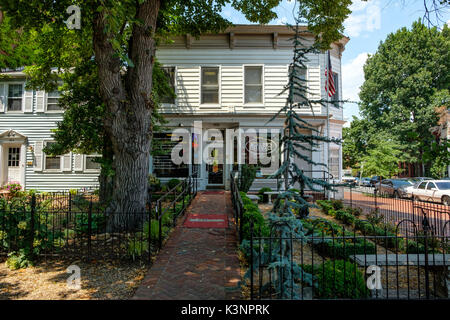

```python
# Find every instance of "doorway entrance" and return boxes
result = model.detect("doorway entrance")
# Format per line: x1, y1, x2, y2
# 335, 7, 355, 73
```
205, 129, 225, 188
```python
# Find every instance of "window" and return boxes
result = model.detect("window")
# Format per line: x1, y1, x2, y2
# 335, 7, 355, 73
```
244, 66, 263, 103
8, 147, 20, 167
418, 182, 427, 189
201, 67, 219, 104
331, 72, 339, 102
426, 182, 436, 190
7, 84, 23, 111
161, 67, 176, 104
329, 149, 340, 179
152, 132, 189, 178
47, 90, 63, 111
85, 155, 101, 170
44, 142, 61, 170
289, 65, 307, 106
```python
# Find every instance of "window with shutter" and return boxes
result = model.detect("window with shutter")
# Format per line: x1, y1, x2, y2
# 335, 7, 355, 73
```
85, 155, 101, 172
73, 154, 84, 171
44, 142, 62, 171
47, 90, 63, 111
36, 90, 46, 112
24, 89, 33, 113
33, 141, 44, 171
7, 84, 23, 112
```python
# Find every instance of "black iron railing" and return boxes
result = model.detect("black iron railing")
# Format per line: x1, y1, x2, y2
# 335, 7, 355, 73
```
230, 172, 244, 243
248, 219, 449, 300
0, 175, 197, 262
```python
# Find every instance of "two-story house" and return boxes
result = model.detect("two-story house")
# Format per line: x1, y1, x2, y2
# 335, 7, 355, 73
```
0, 25, 348, 192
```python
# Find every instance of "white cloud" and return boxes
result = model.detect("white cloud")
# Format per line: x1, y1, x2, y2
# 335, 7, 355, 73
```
447, 19, 450, 26
344, 0, 381, 37
342, 52, 369, 102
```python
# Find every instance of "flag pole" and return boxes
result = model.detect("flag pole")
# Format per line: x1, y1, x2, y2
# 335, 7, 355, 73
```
326, 50, 331, 200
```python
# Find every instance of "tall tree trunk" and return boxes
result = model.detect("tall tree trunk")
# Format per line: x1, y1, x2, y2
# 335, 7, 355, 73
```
99, 134, 114, 204
93, 1, 160, 229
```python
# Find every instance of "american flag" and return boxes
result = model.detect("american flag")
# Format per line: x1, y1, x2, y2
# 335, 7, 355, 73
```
325, 51, 336, 97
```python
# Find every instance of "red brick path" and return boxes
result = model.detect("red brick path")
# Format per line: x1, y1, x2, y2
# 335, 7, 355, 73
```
132, 191, 242, 300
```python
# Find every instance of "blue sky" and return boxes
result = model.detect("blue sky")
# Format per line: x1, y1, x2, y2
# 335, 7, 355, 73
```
221, 0, 450, 126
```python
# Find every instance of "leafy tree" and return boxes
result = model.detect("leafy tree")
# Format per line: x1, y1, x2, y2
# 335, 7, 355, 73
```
0, 0, 286, 220
342, 116, 373, 169
360, 136, 406, 179
359, 20, 450, 177
257, 0, 351, 300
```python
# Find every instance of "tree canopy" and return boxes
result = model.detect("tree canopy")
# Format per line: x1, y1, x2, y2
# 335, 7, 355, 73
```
349, 20, 450, 177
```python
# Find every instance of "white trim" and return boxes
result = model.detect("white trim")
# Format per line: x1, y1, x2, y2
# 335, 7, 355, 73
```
84, 154, 102, 173
242, 64, 264, 107
199, 65, 221, 107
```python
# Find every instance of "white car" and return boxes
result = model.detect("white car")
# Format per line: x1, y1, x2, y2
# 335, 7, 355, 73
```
341, 174, 357, 186
410, 180, 450, 205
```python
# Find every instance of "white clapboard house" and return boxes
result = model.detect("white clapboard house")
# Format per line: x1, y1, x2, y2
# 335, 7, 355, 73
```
0, 25, 348, 192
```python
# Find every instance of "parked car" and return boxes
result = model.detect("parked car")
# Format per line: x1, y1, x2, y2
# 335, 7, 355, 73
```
407, 177, 433, 184
341, 174, 357, 186
410, 180, 450, 205
369, 176, 383, 187
375, 178, 414, 198
359, 177, 371, 187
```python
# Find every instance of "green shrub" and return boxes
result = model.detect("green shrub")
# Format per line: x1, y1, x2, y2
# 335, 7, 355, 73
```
345, 206, 362, 217
148, 174, 161, 192
74, 213, 106, 235
330, 199, 344, 210
127, 236, 149, 260
167, 178, 181, 190
334, 210, 356, 225
143, 220, 169, 241
239, 192, 269, 240
316, 200, 335, 216
6, 250, 32, 270
238, 164, 258, 193
302, 260, 369, 299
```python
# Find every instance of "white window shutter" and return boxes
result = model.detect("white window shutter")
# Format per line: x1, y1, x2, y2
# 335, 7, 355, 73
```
34, 141, 44, 171
36, 90, 45, 112
73, 154, 84, 171
24, 89, 33, 113
62, 152, 72, 172
0, 84, 5, 113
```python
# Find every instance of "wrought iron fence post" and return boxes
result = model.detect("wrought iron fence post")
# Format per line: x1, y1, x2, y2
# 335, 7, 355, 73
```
29, 194, 36, 258
350, 185, 353, 208
158, 203, 163, 250
374, 188, 378, 211
422, 211, 431, 299
250, 220, 254, 300
87, 197, 93, 259
148, 203, 152, 263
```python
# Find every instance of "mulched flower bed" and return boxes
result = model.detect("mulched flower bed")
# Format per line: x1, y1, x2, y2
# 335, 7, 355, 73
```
0, 258, 147, 300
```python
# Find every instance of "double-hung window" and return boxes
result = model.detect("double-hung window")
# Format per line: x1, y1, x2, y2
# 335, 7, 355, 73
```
161, 67, 176, 104
7, 84, 23, 111
201, 67, 219, 104
289, 65, 307, 106
47, 90, 63, 111
244, 66, 263, 104
44, 142, 61, 170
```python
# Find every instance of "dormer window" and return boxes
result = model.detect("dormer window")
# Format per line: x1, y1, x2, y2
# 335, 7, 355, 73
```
7, 84, 23, 111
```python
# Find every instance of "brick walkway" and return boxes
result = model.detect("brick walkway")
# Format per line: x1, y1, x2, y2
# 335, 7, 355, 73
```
132, 191, 242, 300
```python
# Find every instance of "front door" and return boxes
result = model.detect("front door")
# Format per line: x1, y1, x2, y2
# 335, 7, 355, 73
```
7, 146, 21, 183
206, 130, 225, 186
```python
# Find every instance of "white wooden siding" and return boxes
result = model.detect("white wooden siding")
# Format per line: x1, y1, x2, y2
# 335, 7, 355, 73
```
0, 84, 100, 191
157, 48, 330, 116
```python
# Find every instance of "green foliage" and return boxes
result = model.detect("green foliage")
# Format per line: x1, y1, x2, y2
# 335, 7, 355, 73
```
239, 192, 269, 241
258, 187, 272, 195
127, 236, 149, 261
6, 250, 33, 270
238, 165, 258, 193
74, 213, 106, 235
358, 20, 450, 174
3, 183, 22, 196
302, 260, 369, 299
167, 178, 181, 190
148, 174, 161, 192
143, 220, 169, 242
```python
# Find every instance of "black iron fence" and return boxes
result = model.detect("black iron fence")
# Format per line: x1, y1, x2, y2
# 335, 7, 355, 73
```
248, 219, 449, 300
0, 175, 197, 262
343, 187, 450, 237
230, 173, 244, 243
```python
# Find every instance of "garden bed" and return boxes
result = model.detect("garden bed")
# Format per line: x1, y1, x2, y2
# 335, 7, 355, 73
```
0, 257, 146, 300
